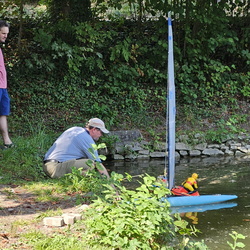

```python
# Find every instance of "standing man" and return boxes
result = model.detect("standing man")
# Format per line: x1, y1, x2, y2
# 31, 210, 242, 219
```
43, 118, 111, 179
0, 20, 13, 149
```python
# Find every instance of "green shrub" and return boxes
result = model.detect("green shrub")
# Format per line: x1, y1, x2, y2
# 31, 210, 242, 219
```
82, 174, 200, 249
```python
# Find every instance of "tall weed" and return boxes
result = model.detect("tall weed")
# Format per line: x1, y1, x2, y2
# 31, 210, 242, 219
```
0, 122, 53, 183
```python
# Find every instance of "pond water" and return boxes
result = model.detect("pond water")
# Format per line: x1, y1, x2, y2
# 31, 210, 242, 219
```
106, 155, 250, 249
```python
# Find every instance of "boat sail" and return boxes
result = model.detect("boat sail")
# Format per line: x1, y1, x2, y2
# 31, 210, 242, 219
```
165, 13, 237, 207
167, 12, 176, 191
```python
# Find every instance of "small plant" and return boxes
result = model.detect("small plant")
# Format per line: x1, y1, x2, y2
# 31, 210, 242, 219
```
119, 144, 136, 157
88, 143, 108, 171
82, 174, 198, 249
227, 231, 246, 250
61, 166, 111, 201
204, 115, 247, 144
100, 134, 119, 154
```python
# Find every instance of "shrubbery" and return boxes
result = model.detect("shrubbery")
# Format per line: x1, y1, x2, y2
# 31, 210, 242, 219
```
0, 1, 248, 136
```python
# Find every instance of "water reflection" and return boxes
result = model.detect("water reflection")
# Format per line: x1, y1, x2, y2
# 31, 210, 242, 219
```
181, 212, 199, 225
106, 155, 250, 249
170, 202, 238, 215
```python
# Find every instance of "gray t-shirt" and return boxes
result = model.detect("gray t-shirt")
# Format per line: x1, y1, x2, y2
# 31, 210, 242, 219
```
44, 127, 101, 162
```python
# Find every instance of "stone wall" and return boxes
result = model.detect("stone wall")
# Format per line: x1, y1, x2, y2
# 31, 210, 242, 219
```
101, 130, 250, 161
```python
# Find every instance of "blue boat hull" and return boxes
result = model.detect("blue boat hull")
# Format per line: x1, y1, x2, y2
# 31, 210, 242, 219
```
170, 202, 237, 214
163, 194, 238, 207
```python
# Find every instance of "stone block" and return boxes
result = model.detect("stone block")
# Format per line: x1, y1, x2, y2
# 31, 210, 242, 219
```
175, 142, 192, 151
73, 213, 82, 221
78, 204, 90, 212
224, 149, 234, 155
137, 154, 150, 159
125, 154, 137, 160
194, 143, 207, 151
150, 151, 166, 158
113, 154, 124, 160
43, 216, 64, 227
237, 147, 248, 153
179, 150, 188, 156
202, 148, 224, 156
189, 150, 201, 157
62, 214, 76, 225
63, 213, 82, 220
235, 150, 245, 156
207, 144, 220, 149
138, 149, 149, 155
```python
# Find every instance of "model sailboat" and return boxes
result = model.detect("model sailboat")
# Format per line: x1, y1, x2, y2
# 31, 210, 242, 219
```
163, 13, 237, 207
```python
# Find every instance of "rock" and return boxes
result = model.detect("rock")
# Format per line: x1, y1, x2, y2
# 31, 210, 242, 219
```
207, 144, 220, 149
150, 152, 166, 158
189, 150, 201, 157
138, 149, 149, 155
43, 216, 64, 227
78, 204, 90, 211
220, 144, 229, 151
62, 214, 76, 225
175, 142, 192, 151
125, 154, 137, 160
229, 143, 242, 150
107, 130, 250, 161
194, 143, 207, 151
235, 150, 245, 156
237, 146, 250, 154
62, 213, 82, 225
137, 154, 150, 159
179, 150, 188, 156
202, 148, 224, 156
224, 149, 234, 155
113, 154, 125, 160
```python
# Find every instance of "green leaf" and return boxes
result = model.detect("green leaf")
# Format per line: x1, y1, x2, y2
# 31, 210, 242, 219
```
236, 242, 245, 248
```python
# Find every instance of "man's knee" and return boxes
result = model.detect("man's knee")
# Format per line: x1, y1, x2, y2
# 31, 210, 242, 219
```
75, 159, 95, 170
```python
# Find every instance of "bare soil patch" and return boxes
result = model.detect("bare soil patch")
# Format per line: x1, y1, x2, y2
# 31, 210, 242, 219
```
0, 184, 83, 249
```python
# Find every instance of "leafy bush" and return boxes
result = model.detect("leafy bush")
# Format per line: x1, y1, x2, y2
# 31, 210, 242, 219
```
82, 174, 201, 249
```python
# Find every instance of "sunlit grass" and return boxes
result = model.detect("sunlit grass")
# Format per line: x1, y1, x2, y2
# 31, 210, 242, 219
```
35, 208, 63, 221
23, 180, 69, 202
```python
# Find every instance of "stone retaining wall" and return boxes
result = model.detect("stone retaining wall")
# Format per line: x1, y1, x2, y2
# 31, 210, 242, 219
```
101, 130, 250, 161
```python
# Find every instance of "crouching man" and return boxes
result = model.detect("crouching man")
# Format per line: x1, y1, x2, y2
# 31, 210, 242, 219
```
43, 118, 110, 179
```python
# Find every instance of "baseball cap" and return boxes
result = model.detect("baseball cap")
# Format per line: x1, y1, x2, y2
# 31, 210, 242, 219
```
88, 118, 109, 134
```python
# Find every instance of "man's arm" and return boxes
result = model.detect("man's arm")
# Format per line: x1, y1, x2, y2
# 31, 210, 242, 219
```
96, 163, 110, 178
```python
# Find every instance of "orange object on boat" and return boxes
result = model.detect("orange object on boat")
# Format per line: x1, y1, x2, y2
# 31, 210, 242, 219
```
171, 185, 200, 196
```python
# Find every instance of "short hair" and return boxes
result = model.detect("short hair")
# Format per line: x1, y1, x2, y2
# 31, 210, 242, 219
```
0, 20, 10, 29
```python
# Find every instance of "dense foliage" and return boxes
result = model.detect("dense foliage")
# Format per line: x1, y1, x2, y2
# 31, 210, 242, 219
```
0, 2, 248, 248
82, 174, 201, 249
0, 0, 249, 136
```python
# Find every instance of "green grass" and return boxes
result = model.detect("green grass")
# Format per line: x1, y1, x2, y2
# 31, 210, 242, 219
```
0, 121, 53, 184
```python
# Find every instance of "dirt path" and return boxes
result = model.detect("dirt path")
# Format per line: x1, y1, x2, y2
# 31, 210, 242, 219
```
0, 184, 83, 249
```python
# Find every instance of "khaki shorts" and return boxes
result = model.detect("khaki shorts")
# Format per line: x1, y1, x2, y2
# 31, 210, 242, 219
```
43, 159, 95, 178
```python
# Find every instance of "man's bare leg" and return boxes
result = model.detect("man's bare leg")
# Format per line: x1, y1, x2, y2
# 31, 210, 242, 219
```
0, 115, 12, 145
